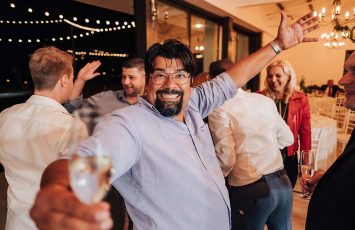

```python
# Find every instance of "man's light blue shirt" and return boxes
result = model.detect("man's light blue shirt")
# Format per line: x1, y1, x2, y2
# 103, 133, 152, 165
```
77, 72, 237, 230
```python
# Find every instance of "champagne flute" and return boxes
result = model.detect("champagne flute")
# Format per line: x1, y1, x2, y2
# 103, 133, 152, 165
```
68, 103, 113, 205
299, 150, 315, 200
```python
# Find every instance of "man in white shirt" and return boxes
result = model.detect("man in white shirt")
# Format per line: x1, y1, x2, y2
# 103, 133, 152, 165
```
0, 47, 87, 230
208, 59, 294, 230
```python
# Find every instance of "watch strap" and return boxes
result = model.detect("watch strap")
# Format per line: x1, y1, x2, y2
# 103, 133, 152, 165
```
269, 40, 282, 54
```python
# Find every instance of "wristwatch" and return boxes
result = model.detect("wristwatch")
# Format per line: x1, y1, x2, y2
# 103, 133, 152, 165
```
269, 40, 283, 54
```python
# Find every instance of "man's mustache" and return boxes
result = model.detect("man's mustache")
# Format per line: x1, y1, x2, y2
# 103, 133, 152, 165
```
156, 89, 183, 96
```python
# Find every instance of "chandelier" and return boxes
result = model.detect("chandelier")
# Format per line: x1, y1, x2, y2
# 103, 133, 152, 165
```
315, 0, 355, 48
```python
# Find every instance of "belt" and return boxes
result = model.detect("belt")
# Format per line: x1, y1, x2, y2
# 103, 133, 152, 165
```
251, 168, 287, 184
229, 169, 287, 189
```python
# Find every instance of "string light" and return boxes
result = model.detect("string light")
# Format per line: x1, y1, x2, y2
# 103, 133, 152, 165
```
1, 4, 136, 45
5, 4, 134, 27
64, 19, 101, 32
0, 24, 132, 44
66, 49, 129, 58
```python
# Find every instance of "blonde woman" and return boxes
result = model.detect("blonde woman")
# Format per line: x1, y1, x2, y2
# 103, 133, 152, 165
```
259, 60, 311, 188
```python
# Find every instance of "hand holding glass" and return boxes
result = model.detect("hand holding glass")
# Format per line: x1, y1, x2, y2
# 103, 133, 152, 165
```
299, 150, 315, 199
68, 104, 113, 205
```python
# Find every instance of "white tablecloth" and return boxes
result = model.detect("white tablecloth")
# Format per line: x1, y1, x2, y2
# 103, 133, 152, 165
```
308, 97, 335, 117
311, 114, 337, 171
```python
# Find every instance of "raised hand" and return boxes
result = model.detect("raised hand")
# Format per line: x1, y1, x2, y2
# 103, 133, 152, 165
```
276, 11, 319, 50
77, 60, 101, 82
69, 61, 102, 100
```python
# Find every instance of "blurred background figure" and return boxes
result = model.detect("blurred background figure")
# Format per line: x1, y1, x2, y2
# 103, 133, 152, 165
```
259, 59, 311, 188
0, 47, 88, 230
191, 72, 209, 87
66, 57, 146, 116
320, 79, 343, 97
209, 59, 234, 80
209, 58, 294, 230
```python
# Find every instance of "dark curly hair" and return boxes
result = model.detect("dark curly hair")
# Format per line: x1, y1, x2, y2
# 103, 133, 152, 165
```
145, 39, 196, 78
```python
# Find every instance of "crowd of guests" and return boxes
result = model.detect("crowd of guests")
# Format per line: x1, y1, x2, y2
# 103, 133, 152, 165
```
1, 10, 355, 230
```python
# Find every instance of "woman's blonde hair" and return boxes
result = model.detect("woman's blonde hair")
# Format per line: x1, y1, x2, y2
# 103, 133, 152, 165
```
264, 59, 297, 103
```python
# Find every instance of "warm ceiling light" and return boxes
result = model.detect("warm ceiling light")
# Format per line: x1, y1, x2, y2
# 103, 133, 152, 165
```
194, 23, 204, 29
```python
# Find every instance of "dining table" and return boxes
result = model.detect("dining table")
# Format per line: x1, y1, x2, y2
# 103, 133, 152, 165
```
311, 114, 338, 171
308, 96, 336, 117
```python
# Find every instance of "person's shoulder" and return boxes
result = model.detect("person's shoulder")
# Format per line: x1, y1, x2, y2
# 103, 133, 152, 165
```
292, 90, 307, 98
245, 91, 272, 101
88, 90, 117, 102
290, 91, 309, 104
93, 90, 118, 96
0, 104, 23, 118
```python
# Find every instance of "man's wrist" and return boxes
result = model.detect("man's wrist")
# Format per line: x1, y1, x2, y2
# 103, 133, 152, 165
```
269, 39, 283, 55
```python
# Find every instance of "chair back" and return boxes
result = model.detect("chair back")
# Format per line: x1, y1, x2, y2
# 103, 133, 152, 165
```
331, 98, 350, 133
344, 111, 355, 134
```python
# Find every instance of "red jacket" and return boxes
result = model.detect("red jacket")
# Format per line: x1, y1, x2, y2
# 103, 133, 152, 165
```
258, 91, 311, 156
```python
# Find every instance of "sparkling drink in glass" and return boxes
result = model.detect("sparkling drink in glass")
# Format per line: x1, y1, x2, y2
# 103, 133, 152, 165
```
68, 103, 113, 204
69, 153, 112, 204
299, 150, 315, 199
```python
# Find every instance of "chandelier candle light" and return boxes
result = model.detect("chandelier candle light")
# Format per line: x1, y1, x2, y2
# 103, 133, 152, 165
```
315, 0, 355, 48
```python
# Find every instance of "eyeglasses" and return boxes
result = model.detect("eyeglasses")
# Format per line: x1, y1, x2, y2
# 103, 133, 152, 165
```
150, 71, 191, 85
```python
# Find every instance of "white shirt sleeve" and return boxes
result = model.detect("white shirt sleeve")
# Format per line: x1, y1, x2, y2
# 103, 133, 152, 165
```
208, 107, 236, 177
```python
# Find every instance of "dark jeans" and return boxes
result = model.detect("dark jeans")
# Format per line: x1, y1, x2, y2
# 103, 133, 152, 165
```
283, 154, 298, 188
230, 171, 293, 230
104, 187, 126, 230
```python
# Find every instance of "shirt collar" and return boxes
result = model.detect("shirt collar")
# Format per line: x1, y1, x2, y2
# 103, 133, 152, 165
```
26, 95, 70, 114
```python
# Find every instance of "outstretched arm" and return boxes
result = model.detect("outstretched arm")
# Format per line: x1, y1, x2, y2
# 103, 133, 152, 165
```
70, 60, 102, 100
227, 11, 319, 88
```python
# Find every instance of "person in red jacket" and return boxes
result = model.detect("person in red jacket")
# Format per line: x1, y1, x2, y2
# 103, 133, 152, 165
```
258, 59, 311, 188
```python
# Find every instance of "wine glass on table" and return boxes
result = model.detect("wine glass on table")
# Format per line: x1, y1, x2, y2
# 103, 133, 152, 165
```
68, 103, 113, 205
299, 150, 316, 200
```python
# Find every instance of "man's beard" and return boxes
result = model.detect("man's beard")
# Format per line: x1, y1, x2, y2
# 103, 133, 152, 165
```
155, 89, 184, 117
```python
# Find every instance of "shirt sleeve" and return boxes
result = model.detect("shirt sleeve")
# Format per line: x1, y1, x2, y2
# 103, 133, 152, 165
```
76, 113, 141, 181
190, 72, 238, 119
63, 95, 84, 113
208, 107, 236, 177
